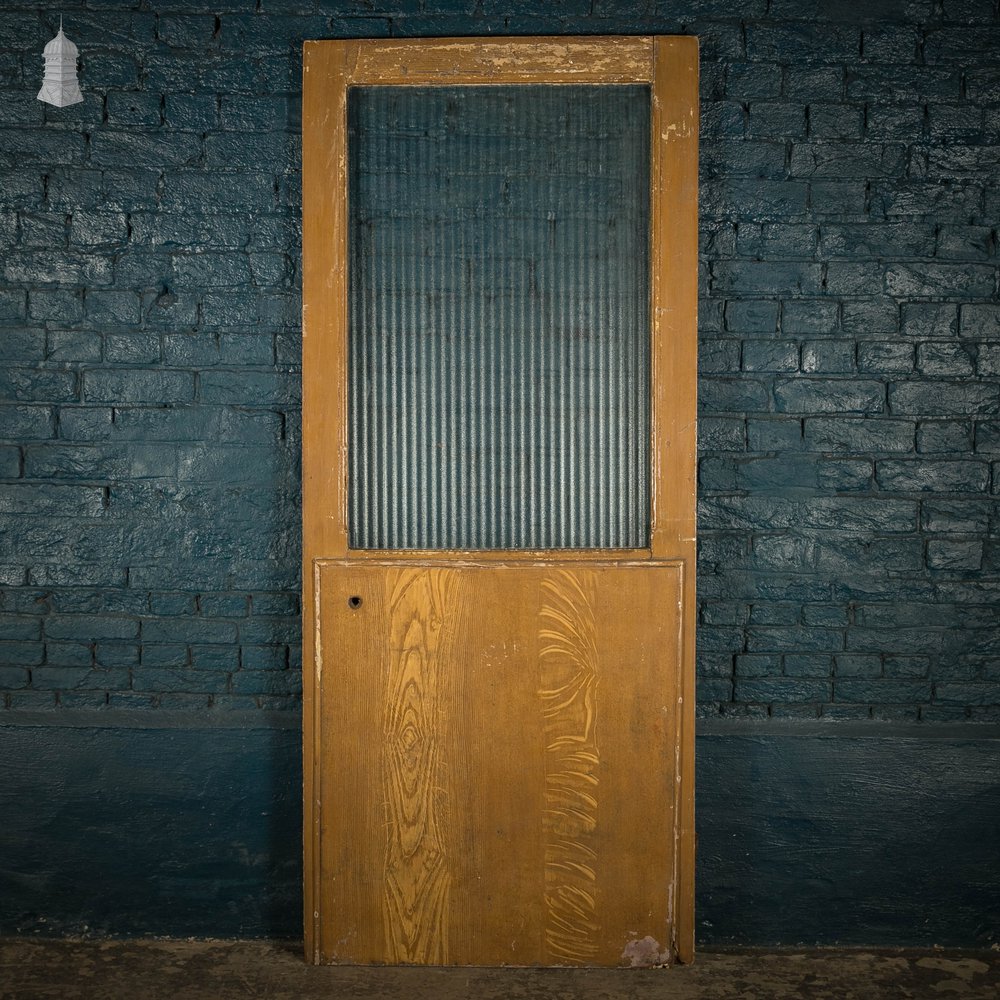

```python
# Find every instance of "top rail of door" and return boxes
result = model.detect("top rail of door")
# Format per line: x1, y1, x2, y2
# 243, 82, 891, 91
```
304, 36, 654, 86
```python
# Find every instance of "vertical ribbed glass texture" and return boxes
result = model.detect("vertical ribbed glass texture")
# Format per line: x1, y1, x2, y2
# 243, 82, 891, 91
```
348, 85, 650, 549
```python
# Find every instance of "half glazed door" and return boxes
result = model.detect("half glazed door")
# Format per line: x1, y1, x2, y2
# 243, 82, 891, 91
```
302, 36, 698, 968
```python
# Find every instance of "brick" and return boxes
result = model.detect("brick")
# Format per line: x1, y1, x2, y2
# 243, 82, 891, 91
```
917, 421, 973, 453
736, 223, 817, 257
713, 261, 823, 295
241, 645, 286, 670
808, 103, 863, 140
960, 304, 1000, 339
95, 644, 140, 668
747, 418, 802, 452
876, 460, 990, 493
90, 131, 201, 169
736, 678, 831, 703
742, 341, 799, 373
842, 299, 898, 336
748, 101, 807, 138
32, 667, 129, 691
190, 646, 239, 671
820, 222, 935, 258
141, 644, 188, 668
885, 263, 995, 299
46, 167, 104, 212
44, 641, 93, 667
84, 370, 194, 405
784, 654, 832, 677
934, 683, 1000, 706
44, 614, 139, 641
725, 62, 781, 100
746, 23, 860, 63
699, 377, 770, 414
835, 679, 930, 703
2, 328, 46, 365
922, 499, 991, 533
106, 92, 162, 127
230, 669, 300, 696
747, 626, 843, 653
890, 381, 999, 417
141, 618, 237, 644
801, 341, 855, 374
0, 369, 78, 403
699, 340, 741, 374
857, 341, 914, 374
70, 212, 129, 248
132, 668, 229, 693
699, 416, 746, 452
883, 656, 929, 679
725, 300, 779, 334
774, 378, 884, 414
703, 179, 810, 220
926, 539, 983, 571
164, 94, 218, 131
47, 330, 102, 364
835, 654, 881, 677
901, 303, 959, 339
865, 103, 925, 141
977, 346, 1000, 378
870, 181, 982, 219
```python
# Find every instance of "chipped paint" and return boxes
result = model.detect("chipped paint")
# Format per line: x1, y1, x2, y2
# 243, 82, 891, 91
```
621, 935, 671, 968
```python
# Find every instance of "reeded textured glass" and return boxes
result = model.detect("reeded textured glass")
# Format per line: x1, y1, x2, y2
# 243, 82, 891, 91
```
348, 85, 651, 549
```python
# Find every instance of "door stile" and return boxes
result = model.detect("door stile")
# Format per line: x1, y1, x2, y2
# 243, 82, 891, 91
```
302, 39, 350, 963
649, 35, 699, 961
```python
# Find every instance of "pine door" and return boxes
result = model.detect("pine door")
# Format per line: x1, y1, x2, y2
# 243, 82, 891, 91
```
302, 35, 698, 967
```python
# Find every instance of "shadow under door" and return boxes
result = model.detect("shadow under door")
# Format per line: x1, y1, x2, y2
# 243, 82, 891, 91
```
302, 35, 698, 968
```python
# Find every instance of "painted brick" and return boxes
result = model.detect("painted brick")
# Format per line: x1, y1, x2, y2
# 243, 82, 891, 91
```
856, 342, 914, 375
800, 342, 855, 374
781, 300, 839, 335
836, 679, 930, 703
889, 381, 999, 417
877, 460, 990, 494
774, 378, 884, 414
1, 2, 998, 726
960, 304, 1000, 339
725, 300, 780, 334
841, 299, 898, 336
917, 421, 973, 454
926, 539, 983, 571
84, 370, 195, 405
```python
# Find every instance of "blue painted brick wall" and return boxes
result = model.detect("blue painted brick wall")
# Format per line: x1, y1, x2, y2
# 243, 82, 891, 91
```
1, 1, 998, 721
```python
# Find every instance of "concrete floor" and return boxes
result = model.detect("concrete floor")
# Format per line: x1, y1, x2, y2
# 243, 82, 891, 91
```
2, 940, 999, 1000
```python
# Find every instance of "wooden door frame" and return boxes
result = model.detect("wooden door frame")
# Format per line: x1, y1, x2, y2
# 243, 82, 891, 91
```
301, 35, 699, 964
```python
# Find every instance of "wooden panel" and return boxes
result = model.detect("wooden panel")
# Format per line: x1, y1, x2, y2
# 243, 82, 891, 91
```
343, 36, 653, 85
317, 561, 682, 966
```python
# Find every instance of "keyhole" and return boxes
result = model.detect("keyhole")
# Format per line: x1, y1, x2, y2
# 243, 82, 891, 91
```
347, 595, 363, 609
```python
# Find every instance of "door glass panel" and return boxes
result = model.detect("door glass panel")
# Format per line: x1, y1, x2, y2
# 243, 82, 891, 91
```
347, 84, 650, 549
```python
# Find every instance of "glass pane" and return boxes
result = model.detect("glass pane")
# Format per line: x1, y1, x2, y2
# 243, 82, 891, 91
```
348, 85, 650, 549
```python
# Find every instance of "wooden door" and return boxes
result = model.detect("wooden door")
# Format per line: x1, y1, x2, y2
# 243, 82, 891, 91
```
302, 36, 698, 967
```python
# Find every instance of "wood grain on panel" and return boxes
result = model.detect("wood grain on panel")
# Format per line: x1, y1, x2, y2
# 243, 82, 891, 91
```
382, 568, 456, 964
317, 561, 683, 967
538, 570, 600, 964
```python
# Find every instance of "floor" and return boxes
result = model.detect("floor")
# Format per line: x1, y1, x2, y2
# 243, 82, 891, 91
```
2, 940, 999, 1000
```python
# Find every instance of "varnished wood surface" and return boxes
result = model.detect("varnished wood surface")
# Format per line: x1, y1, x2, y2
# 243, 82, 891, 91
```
649, 35, 699, 962
317, 561, 682, 967
302, 35, 699, 967
338, 36, 653, 85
